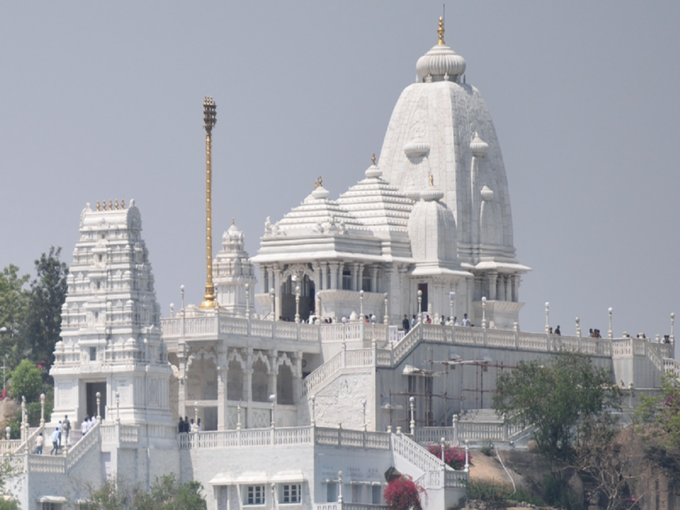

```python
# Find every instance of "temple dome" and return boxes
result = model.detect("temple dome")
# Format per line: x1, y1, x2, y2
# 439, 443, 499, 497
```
415, 17, 466, 81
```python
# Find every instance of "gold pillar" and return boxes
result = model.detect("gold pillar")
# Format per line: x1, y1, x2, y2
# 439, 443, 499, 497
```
200, 96, 217, 309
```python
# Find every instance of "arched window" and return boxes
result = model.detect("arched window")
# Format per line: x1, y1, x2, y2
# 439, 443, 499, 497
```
277, 364, 294, 405
227, 359, 243, 401
251, 358, 269, 402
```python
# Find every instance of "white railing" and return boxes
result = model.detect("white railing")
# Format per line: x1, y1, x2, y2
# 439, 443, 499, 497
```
178, 426, 390, 450
391, 432, 445, 473
303, 351, 344, 395
0, 440, 23, 455
65, 422, 100, 471
664, 358, 680, 377
28, 422, 100, 474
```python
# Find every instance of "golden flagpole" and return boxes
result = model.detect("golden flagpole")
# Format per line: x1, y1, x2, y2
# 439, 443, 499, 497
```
200, 96, 217, 309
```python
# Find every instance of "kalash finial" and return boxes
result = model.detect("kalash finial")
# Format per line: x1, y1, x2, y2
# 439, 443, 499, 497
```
232, 218, 235, 226
430, 174, 434, 186
437, 16, 445, 45
371, 153, 376, 166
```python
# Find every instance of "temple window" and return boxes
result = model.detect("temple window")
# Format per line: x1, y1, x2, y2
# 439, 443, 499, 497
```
251, 358, 268, 402
276, 364, 294, 405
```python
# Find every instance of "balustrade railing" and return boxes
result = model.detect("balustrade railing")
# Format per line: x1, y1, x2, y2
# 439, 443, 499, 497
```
178, 426, 390, 450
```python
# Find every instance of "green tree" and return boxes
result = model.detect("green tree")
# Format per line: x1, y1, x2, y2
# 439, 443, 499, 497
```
24, 247, 68, 371
9, 360, 42, 402
493, 351, 622, 463
88, 474, 207, 510
636, 372, 680, 449
0, 264, 30, 370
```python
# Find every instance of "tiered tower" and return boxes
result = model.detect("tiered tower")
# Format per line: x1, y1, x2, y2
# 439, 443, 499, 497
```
50, 200, 173, 427
214, 220, 257, 315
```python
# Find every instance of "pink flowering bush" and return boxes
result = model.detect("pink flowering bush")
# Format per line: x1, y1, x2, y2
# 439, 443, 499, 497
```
383, 476, 425, 510
427, 443, 468, 470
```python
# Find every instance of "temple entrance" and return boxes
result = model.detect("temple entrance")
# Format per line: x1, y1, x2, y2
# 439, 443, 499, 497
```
281, 274, 315, 321
86, 381, 107, 420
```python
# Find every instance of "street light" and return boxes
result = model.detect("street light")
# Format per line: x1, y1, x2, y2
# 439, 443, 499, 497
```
295, 285, 301, 324
5, 426, 9, 441
544, 302, 550, 334
481, 297, 487, 329
608, 307, 613, 339
361, 399, 367, 432
96, 392, 101, 423
270, 288, 275, 321
359, 290, 365, 321
449, 292, 456, 327
245, 283, 251, 319
310, 395, 316, 427
269, 394, 276, 428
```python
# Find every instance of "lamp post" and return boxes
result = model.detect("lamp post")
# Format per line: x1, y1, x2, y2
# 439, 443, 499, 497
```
237, 404, 242, 430
337, 471, 343, 503
310, 395, 316, 427
199, 96, 218, 309
544, 302, 550, 334
5, 426, 9, 441
361, 399, 367, 432
194, 401, 198, 431
481, 297, 487, 329
115, 391, 120, 424
464, 439, 470, 472
40, 393, 45, 427
575, 317, 581, 337
270, 288, 275, 321
409, 396, 415, 435
417, 290, 422, 324
245, 283, 251, 319
608, 307, 613, 339
170, 303, 174, 318
96, 392, 101, 423
269, 394, 276, 428
449, 292, 456, 327
671, 313, 676, 344
359, 290, 365, 321
384, 293, 389, 326
295, 285, 301, 324
440, 437, 446, 463
180, 285, 185, 311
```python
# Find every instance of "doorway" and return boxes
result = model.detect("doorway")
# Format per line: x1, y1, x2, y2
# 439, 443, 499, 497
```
86, 382, 107, 420
418, 283, 428, 314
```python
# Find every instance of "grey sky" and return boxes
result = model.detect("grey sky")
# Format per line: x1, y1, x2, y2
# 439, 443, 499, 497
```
1, 1, 678, 344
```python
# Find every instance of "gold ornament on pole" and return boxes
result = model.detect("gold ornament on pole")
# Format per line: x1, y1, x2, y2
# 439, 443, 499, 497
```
200, 96, 218, 309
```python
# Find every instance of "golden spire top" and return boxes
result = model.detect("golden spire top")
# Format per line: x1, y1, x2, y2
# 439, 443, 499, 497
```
430, 174, 434, 186
115, 199, 119, 210
121, 199, 125, 209
437, 16, 445, 45
232, 218, 235, 226
318, 176, 323, 187
371, 153, 376, 166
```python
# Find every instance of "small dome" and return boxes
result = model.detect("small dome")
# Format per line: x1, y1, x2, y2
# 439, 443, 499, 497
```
470, 132, 489, 157
480, 186, 494, 202
421, 186, 444, 202
405, 189, 422, 201
403, 138, 430, 158
365, 164, 382, 179
416, 45, 466, 79
311, 186, 330, 200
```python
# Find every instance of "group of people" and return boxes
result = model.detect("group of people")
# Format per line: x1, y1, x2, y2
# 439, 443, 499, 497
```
178, 416, 201, 433
401, 313, 474, 332
36, 415, 71, 455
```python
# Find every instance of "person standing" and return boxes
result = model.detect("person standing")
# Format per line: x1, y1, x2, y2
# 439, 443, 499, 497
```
62, 415, 71, 445
35, 433, 44, 455
402, 315, 410, 333
56, 421, 62, 447
50, 428, 60, 455
81, 416, 89, 436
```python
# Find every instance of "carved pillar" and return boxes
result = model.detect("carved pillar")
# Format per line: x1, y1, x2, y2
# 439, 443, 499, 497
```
371, 265, 378, 293
356, 263, 364, 292
512, 274, 520, 302
503, 275, 511, 302
269, 350, 278, 402
294, 351, 303, 404
487, 271, 497, 301
178, 342, 187, 419
329, 262, 339, 290
273, 267, 282, 320
314, 263, 322, 291
217, 346, 228, 430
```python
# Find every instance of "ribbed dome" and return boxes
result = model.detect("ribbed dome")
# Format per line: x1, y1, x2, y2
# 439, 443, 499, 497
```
403, 138, 430, 158
420, 184, 444, 202
416, 44, 466, 80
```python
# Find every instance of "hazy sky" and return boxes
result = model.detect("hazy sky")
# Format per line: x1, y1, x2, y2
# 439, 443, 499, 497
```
1, 1, 678, 344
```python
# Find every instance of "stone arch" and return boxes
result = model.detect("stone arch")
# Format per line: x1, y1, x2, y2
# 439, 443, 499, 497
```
186, 348, 217, 401
276, 357, 295, 405
251, 352, 270, 403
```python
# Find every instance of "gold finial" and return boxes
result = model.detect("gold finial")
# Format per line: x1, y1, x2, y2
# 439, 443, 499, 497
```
109, 200, 113, 210
200, 96, 218, 309
115, 199, 119, 210
371, 153, 376, 166
121, 199, 125, 209
437, 16, 445, 45
430, 174, 434, 186
102, 200, 107, 211
318, 176, 323, 187
314, 178, 318, 189
96, 201, 100, 211
232, 218, 235, 226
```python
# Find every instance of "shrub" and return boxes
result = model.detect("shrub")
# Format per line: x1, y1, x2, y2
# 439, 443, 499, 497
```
383, 475, 425, 510
427, 442, 468, 470
481, 442, 494, 456
9, 360, 41, 402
